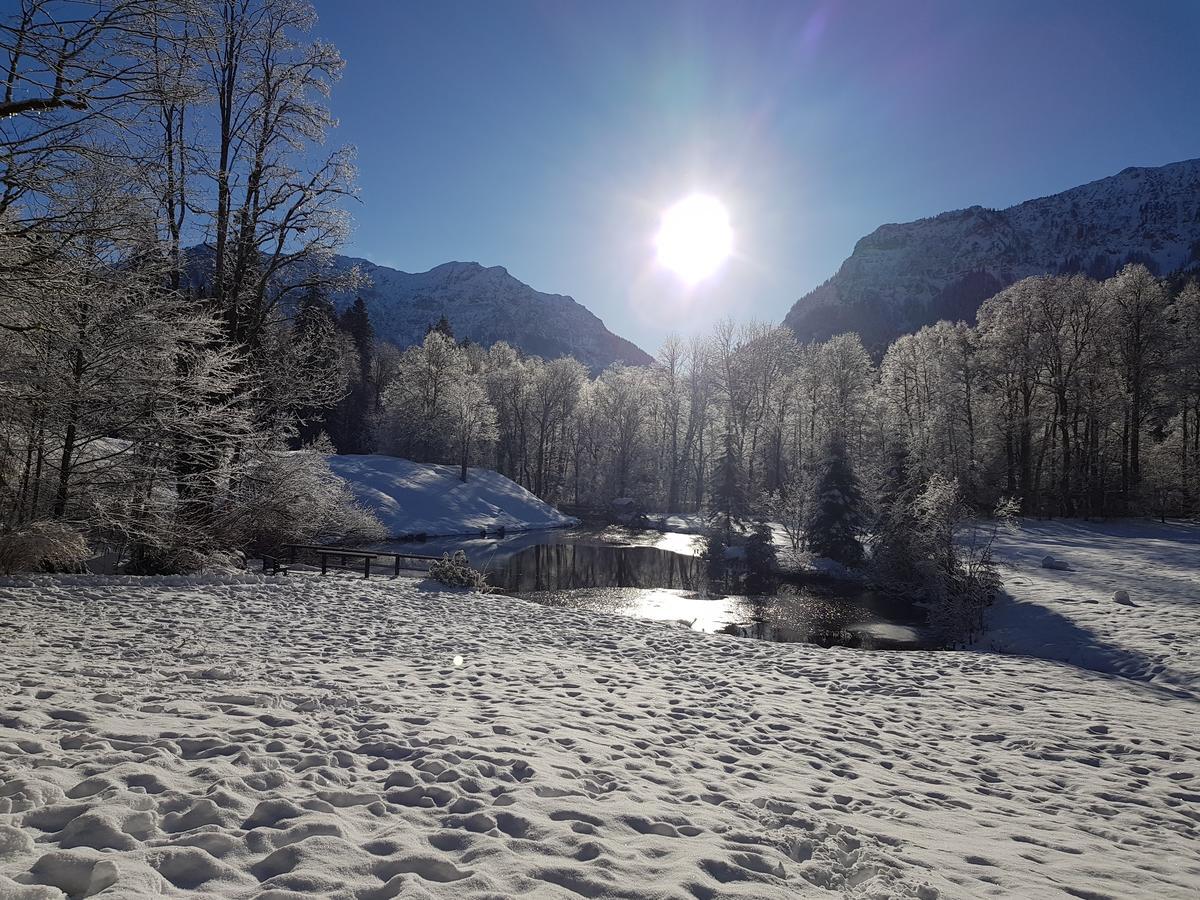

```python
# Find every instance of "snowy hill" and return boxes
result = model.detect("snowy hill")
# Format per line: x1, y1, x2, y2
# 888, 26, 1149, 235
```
328, 257, 652, 372
327, 454, 577, 538
784, 157, 1200, 350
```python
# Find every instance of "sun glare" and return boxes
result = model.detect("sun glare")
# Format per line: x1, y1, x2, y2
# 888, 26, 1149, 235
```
655, 193, 733, 284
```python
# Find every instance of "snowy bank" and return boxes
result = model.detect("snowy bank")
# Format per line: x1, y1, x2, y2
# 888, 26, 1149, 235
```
2, 520, 1199, 898
326, 454, 577, 538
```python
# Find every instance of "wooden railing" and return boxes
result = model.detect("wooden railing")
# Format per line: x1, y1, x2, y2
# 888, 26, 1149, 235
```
261, 543, 455, 580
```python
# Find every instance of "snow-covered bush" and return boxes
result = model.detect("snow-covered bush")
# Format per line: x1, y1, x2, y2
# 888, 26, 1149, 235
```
428, 551, 495, 592
125, 547, 247, 576
0, 521, 90, 574
874, 474, 1016, 646
224, 448, 387, 555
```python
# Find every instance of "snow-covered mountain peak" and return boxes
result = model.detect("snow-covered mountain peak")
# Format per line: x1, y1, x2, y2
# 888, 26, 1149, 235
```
327, 255, 651, 372
785, 157, 1200, 351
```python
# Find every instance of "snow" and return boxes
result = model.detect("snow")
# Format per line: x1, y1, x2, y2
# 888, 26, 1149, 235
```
982, 518, 1200, 695
324, 256, 652, 372
644, 513, 708, 534
786, 157, 1200, 341
326, 454, 578, 539
1, 520, 1198, 898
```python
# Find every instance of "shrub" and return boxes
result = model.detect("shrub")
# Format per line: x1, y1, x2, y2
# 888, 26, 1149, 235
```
0, 521, 91, 574
428, 550, 495, 593
225, 448, 387, 556
125, 546, 244, 576
871, 473, 1017, 646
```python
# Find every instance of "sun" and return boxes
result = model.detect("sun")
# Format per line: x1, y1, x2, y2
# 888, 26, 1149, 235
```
655, 193, 733, 284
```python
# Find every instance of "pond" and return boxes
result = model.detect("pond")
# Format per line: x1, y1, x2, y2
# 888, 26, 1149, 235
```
378, 526, 934, 650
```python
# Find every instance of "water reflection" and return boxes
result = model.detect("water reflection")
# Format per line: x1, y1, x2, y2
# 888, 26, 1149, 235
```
377, 526, 932, 650
488, 541, 701, 593
726, 588, 928, 649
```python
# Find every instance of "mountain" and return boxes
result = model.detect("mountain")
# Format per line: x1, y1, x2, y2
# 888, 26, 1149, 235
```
784, 158, 1200, 352
328, 257, 652, 371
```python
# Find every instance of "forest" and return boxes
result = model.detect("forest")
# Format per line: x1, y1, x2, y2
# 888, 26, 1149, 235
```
327, 263, 1200, 526
3, 0, 1200, 591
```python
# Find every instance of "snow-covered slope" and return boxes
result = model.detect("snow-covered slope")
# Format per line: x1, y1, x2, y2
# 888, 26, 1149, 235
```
2, 519, 1198, 898
330, 257, 652, 372
327, 454, 577, 538
983, 518, 1200, 694
785, 158, 1200, 350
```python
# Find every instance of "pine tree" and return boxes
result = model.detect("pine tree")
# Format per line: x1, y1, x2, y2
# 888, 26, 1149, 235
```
426, 314, 454, 340
743, 520, 778, 594
339, 298, 375, 383
869, 442, 921, 588
701, 529, 730, 591
331, 298, 375, 453
293, 287, 340, 446
807, 436, 866, 566
708, 428, 744, 542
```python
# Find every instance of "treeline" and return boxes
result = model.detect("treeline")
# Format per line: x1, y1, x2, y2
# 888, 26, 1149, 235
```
326, 263, 1199, 524
0, 0, 383, 572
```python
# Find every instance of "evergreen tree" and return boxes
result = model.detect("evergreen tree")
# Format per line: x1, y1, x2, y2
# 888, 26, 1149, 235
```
292, 287, 341, 446
330, 298, 375, 453
426, 314, 454, 340
339, 298, 375, 383
295, 286, 337, 333
807, 436, 866, 566
743, 520, 778, 595
701, 529, 731, 592
708, 428, 744, 542
869, 443, 922, 588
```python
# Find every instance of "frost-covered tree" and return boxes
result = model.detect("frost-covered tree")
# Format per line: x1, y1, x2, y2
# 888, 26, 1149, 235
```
759, 471, 808, 551
1103, 264, 1169, 498
0, 0, 381, 573
1167, 281, 1200, 510
593, 364, 651, 499
447, 369, 497, 482
908, 476, 1014, 645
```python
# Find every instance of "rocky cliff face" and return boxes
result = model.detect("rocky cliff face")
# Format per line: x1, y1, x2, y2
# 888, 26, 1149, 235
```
784, 158, 1200, 351
330, 257, 651, 372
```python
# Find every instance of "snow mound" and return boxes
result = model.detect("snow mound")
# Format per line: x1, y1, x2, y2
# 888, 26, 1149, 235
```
1040, 554, 1072, 571
326, 454, 577, 538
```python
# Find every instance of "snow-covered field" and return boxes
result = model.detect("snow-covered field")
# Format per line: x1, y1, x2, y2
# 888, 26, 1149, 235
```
327, 455, 577, 538
984, 519, 1200, 694
1, 521, 1197, 899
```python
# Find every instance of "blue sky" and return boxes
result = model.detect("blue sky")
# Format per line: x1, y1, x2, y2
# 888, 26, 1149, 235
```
314, 0, 1200, 353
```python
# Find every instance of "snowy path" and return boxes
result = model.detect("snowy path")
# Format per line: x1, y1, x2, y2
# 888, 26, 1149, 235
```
2, 524, 1199, 898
